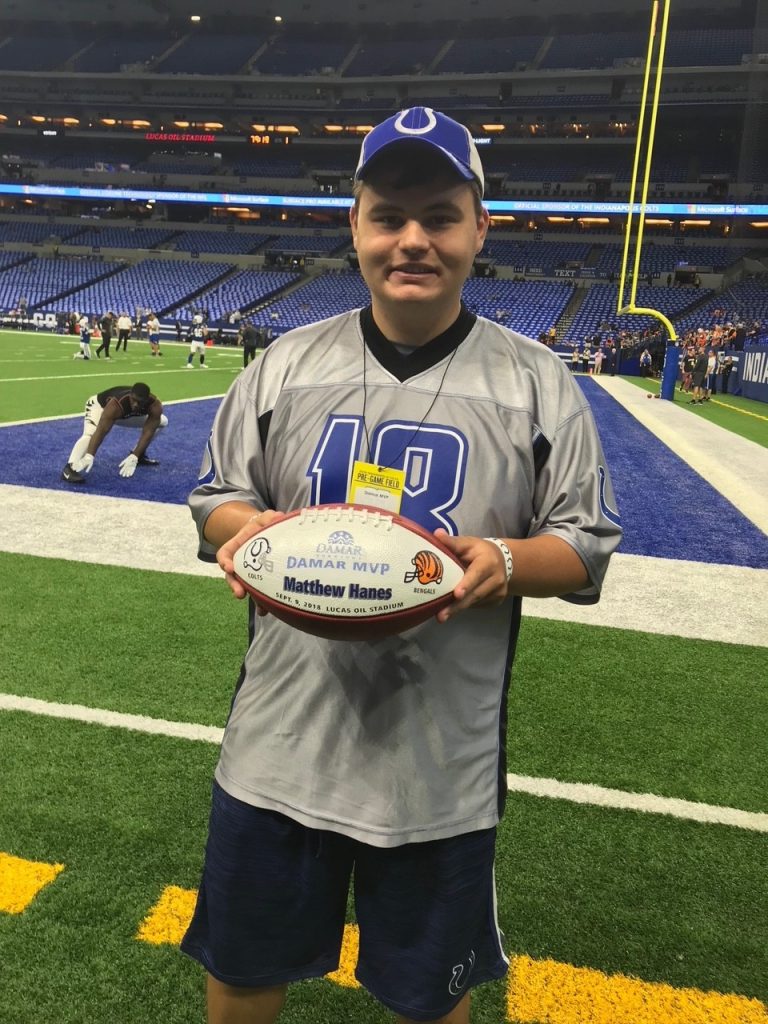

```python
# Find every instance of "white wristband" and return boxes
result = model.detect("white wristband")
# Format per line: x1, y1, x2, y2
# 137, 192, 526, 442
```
484, 537, 514, 582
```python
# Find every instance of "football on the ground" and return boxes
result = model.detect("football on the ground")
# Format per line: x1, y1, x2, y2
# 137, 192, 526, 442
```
232, 504, 465, 641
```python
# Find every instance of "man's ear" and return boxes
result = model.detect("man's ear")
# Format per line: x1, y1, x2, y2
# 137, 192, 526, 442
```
476, 207, 490, 254
349, 203, 358, 247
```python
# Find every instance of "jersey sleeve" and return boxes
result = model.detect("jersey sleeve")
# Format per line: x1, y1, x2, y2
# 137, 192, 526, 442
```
529, 398, 622, 605
188, 370, 272, 562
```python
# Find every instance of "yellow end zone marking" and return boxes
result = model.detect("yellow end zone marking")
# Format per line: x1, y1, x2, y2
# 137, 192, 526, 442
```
136, 885, 198, 946
507, 954, 768, 1024
130, 895, 768, 1022
326, 924, 361, 989
0, 851, 64, 914
711, 399, 768, 422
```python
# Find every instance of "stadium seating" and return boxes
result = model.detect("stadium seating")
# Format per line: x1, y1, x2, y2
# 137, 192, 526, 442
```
261, 235, 351, 256
69, 227, 178, 250
254, 34, 351, 75
252, 271, 371, 333
674, 278, 768, 336
168, 230, 269, 256
343, 39, 445, 76
0, 256, 123, 311
154, 33, 265, 74
0, 221, 85, 244
566, 284, 713, 341
166, 268, 302, 324
462, 279, 574, 337
37, 259, 232, 319
436, 35, 544, 74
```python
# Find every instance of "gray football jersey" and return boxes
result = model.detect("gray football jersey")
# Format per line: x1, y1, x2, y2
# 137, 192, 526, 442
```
189, 309, 622, 846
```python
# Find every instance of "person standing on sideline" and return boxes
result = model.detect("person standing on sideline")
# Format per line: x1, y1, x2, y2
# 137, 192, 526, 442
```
185, 314, 209, 369
146, 312, 162, 357
73, 314, 92, 360
593, 346, 604, 375
571, 343, 580, 372
720, 353, 734, 395
96, 311, 115, 360
181, 107, 622, 1024
703, 348, 717, 399
240, 320, 259, 368
115, 312, 132, 353
689, 346, 709, 404
61, 382, 167, 483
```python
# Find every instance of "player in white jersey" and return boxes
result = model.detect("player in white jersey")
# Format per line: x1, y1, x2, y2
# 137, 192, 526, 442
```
185, 314, 209, 368
183, 108, 622, 1024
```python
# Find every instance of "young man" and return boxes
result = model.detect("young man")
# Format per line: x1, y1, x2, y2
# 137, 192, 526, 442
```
183, 107, 622, 1024
185, 313, 209, 368
61, 381, 167, 483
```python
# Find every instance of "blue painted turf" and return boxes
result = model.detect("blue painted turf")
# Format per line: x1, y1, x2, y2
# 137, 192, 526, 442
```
0, 398, 220, 508
577, 377, 768, 568
1, 387, 766, 568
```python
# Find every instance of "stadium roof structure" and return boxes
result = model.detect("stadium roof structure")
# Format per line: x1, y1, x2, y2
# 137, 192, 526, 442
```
7, 0, 747, 23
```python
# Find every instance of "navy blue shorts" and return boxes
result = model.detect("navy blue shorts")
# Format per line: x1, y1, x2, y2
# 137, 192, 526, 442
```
181, 782, 509, 1022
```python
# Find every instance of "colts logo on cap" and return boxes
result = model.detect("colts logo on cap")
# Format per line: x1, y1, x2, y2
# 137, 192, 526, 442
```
393, 107, 437, 137
404, 550, 444, 586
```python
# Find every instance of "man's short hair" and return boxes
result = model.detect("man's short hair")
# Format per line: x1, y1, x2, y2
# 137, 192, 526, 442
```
132, 382, 151, 402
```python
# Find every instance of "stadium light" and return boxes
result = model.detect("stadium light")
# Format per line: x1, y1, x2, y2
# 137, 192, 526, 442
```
190, 14, 201, 21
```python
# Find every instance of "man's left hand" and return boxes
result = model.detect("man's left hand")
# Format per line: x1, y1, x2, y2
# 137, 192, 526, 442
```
433, 532, 510, 622
118, 453, 139, 478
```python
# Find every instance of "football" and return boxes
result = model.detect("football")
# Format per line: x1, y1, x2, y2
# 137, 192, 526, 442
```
232, 504, 465, 641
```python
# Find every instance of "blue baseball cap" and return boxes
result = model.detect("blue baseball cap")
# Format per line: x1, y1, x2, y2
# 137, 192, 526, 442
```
355, 106, 485, 196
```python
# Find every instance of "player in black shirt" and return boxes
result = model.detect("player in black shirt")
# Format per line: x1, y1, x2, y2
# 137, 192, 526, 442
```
61, 382, 167, 483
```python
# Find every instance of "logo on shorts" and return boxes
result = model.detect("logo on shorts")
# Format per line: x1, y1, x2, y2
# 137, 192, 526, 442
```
448, 949, 476, 995
404, 550, 444, 586
242, 536, 272, 573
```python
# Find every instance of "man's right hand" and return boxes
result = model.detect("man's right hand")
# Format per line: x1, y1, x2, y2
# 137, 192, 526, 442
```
217, 509, 283, 607
72, 453, 94, 474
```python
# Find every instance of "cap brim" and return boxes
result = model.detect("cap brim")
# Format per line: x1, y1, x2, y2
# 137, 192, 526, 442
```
357, 137, 478, 186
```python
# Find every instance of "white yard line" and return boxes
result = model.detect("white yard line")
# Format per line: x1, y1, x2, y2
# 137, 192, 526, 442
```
2, 484, 766, 643
2, 691, 766, 833
592, 375, 768, 534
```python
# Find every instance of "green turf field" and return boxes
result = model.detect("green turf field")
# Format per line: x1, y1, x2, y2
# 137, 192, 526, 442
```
1, 328, 767, 1024
0, 329, 247, 421
625, 374, 768, 447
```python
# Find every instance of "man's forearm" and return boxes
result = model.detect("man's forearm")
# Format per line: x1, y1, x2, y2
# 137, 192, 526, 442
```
203, 501, 263, 549
504, 534, 590, 598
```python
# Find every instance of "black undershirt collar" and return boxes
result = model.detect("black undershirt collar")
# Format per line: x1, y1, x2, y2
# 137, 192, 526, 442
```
360, 303, 477, 383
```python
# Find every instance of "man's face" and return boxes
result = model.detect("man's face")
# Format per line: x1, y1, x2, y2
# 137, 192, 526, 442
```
349, 173, 488, 331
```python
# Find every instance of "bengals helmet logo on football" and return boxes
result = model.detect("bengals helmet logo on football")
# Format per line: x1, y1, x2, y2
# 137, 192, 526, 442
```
404, 550, 444, 586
